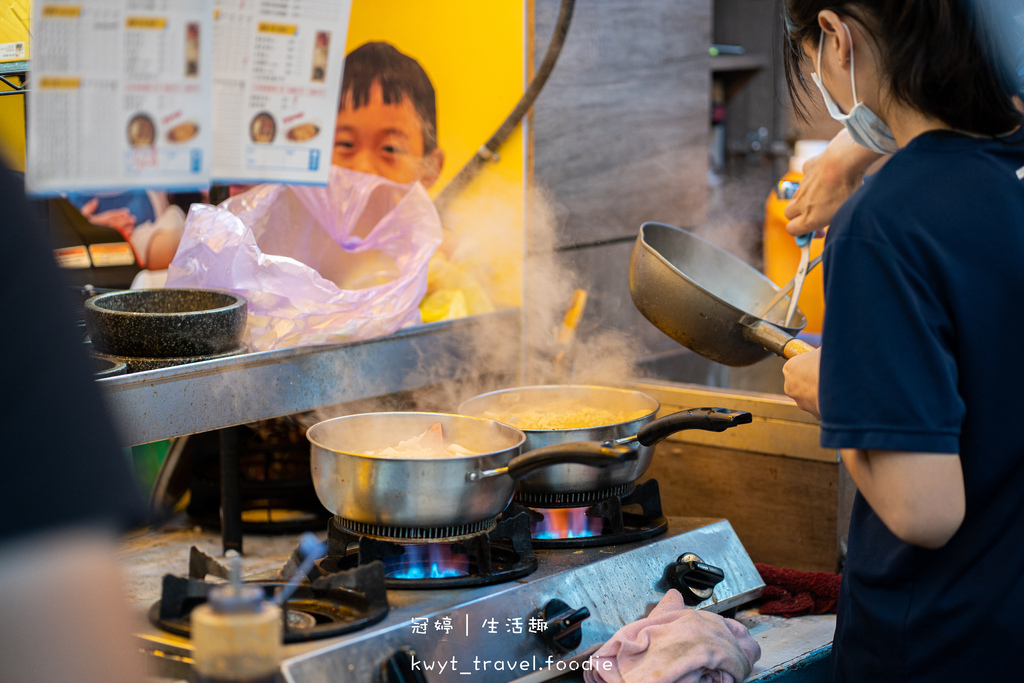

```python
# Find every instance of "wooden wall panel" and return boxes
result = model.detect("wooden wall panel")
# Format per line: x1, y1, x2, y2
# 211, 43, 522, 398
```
532, 0, 712, 249
526, 1, 713, 380
644, 441, 842, 572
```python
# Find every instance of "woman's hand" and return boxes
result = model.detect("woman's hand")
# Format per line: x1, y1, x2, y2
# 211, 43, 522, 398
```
783, 346, 822, 419
784, 129, 884, 237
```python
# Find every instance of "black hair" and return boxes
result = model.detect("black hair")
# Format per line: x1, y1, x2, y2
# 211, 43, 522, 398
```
340, 41, 438, 154
782, 0, 1024, 135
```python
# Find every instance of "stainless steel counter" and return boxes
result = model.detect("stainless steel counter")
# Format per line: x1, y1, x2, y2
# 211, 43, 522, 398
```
98, 309, 521, 446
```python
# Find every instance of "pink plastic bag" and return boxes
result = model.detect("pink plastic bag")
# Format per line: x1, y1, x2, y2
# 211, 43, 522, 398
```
166, 167, 443, 351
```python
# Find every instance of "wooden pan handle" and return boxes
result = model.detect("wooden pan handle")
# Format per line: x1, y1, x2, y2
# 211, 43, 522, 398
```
783, 338, 817, 358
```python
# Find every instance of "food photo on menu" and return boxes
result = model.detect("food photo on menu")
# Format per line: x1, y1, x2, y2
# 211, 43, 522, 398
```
286, 121, 320, 142
166, 120, 199, 144
250, 111, 276, 144
185, 22, 200, 77
311, 30, 330, 82
127, 113, 156, 148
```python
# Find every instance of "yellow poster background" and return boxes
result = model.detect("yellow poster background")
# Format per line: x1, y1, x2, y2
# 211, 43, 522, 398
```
0, 0, 30, 171
346, 1, 528, 310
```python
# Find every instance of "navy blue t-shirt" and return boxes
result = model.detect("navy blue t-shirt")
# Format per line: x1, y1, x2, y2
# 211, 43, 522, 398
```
820, 129, 1024, 681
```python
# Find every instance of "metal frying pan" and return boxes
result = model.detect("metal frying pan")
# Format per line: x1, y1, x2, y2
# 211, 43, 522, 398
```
458, 385, 751, 494
307, 412, 635, 528
629, 222, 816, 367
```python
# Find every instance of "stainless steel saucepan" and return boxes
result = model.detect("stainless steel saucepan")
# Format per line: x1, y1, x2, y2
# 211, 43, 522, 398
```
458, 385, 751, 495
629, 222, 816, 367
307, 412, 634, 529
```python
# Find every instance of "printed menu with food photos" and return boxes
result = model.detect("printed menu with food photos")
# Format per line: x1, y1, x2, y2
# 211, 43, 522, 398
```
26, 0, 213, 195
210, 0, 352, 185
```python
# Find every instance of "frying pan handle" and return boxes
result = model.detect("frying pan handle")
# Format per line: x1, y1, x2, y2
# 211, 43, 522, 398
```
741, 318, 816, 360
466, 442, 636, 482
506, 442, 637, 481
783, 338, 816, 358
633, 407, 753, 448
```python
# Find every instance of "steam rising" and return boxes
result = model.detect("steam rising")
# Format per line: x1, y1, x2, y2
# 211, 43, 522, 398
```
694, 169, 768, 272
306, 179, 650, 425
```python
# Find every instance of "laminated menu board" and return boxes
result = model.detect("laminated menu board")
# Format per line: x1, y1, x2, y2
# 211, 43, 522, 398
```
210, 0, 351, 185
26, 0, 214, 195
25, 0, 352, 195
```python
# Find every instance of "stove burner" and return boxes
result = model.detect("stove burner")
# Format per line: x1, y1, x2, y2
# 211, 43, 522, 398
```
148, 559, 388, 642
384, 544, 470, 579
531, 506, 606, 539
287, 609, 319, 630
515, 482, 635, 508
335, 516, 496, 542
512, 479, 669, 548
320, 512, 537, 589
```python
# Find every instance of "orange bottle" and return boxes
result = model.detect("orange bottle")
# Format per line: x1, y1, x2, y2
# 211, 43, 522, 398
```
763, 141, 828, 334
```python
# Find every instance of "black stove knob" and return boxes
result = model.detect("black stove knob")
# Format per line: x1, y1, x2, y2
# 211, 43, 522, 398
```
532, 598, 590, 653
664, 553, 726, 606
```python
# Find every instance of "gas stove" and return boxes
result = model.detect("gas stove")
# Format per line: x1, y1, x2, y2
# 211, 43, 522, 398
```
137, 516, 764, 682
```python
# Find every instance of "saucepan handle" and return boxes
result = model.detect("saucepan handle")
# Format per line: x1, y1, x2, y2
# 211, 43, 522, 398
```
466, 442, 636, 483
631, 407, 753, 448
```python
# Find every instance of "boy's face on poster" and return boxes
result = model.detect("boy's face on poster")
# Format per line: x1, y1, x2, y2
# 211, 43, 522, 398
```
333, 81, 443, 188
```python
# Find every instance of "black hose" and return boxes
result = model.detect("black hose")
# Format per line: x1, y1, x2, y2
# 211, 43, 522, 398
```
434, 0, 576, 212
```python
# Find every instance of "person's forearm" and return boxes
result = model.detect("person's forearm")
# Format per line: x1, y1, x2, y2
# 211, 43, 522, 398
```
146, 228, 182, 270
836, 129, 885, 177
840, 448, 965, 548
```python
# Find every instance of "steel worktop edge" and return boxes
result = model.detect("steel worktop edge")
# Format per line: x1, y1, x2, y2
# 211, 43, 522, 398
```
98, 309, 521, 446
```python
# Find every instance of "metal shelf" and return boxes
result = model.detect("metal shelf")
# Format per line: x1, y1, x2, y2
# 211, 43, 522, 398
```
709, 52, 768, 74
0, 60, 28, 75
99, 309, 521, 446
0, 60, 28, 96
710, 52, 768, 103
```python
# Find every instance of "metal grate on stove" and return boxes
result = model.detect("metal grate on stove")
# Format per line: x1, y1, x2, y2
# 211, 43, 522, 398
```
148, 546, 389, 642
335, 516, 497, 542
515, 482, 635, 508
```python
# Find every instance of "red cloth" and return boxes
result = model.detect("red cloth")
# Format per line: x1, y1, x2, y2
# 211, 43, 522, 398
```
755, 563, 842, 618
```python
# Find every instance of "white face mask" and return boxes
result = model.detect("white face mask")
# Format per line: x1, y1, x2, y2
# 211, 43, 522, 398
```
810, 23, 899, 154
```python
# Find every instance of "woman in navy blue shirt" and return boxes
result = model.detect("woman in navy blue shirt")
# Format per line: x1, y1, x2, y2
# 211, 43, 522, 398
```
780, 1, 1024, 680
